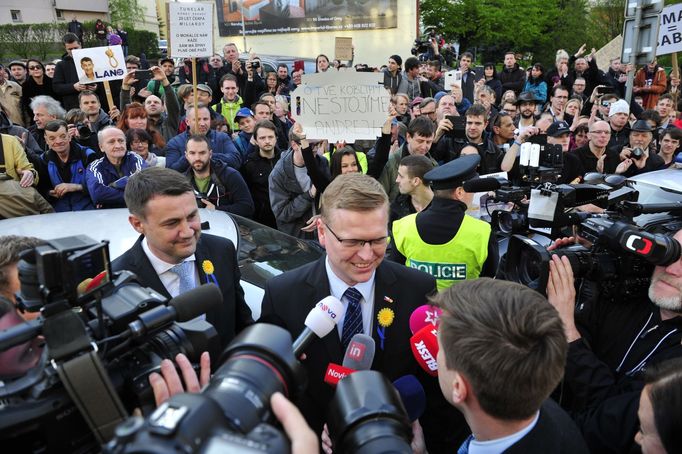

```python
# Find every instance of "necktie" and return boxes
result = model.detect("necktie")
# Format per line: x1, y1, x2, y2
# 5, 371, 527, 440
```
341, 287, 363, 350
171, 261, 194, 296
457, 434, 474, 454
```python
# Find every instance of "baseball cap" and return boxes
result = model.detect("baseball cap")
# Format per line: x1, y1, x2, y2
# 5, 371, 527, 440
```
411, 96, 424, 107
546, 121, 571, 137
234, 107, 254, 121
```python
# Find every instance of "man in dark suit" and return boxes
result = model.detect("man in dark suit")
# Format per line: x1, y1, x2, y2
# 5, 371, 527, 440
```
428, 278, 588, 453
260, 173, 464, 453
112, 167, 253, 348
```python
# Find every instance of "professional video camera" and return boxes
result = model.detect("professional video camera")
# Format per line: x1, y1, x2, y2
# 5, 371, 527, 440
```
105, 310, 413, 453
0, 235, 221, 451
501, 189, 682, 299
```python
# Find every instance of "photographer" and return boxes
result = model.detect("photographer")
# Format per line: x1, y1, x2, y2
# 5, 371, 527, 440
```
614, 120, 665, 177
545, 229, 682, 452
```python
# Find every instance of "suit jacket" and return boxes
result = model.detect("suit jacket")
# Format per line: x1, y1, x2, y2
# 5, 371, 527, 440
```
505, 399, 588, 453
259, 256, 466, 453
111, 233, 253, 349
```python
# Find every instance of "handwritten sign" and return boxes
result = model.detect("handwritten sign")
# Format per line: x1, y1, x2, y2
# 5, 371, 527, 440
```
168, 2, 214, 58
291, 71, 390, 143
657, 4, 682, 55
72, 46, 126, 83
335, 37, 353, 61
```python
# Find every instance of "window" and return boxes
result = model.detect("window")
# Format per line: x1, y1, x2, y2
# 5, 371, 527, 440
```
56, 9, 64, 20
10, 10, 22, 22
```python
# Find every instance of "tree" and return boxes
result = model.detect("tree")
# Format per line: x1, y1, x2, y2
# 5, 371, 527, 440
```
109, 0, 146, 29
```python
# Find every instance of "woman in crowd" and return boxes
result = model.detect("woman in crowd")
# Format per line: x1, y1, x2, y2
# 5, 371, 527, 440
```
125, 128, 165, 167
316, 54, 330, 73
274, 95, 294, 132
545, 49, 572, 89
21, 59, 55, 124
115, 102, 166, 152
392, 93, 411, 127
523, 63, 548, 104
264, 72, 278, 95
570, 123, 590, 151
483, 62, 502, 102
565, 97, 582, 119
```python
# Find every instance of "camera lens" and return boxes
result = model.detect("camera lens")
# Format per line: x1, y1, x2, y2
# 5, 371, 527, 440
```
199, 324, 305, 434
76, 123, 92, 140
631, 147, 644, 160
328, 371, 412, 454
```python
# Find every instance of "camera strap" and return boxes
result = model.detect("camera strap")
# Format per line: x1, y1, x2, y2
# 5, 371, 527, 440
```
44, 309, 128, 443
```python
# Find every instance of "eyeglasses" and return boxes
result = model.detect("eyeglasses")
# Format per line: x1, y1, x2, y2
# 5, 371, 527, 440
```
420, 110, 436, 116
324, 222, 388, 249
28, 66, 41, 70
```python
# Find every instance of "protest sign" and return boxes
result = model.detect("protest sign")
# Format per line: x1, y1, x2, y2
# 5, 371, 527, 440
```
658, 3, 682, 55
290, 71, 390, 143
335, 37, 353, 61
72, 46, 125, 84
168, 2, 214, 58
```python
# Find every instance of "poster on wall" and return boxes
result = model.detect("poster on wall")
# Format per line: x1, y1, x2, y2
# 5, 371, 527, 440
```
215, 0, 398, 36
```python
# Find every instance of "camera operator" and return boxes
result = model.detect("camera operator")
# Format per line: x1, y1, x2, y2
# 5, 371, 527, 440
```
545, 229, 682, 452
614, 120, 665, 177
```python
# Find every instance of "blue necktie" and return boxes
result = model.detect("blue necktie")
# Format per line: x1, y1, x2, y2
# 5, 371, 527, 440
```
341, 287, 363, 350
171, 261, 194, 296
457, 434, 474, 454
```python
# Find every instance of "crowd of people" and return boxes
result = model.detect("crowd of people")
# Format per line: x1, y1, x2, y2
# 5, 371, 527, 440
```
0, 28, 681, 454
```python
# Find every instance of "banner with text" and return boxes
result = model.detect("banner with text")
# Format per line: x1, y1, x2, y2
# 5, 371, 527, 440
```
291, 71, 390, 142
216, 0, 397, 36
168, 2, 214, 58
72, 46, 126, 83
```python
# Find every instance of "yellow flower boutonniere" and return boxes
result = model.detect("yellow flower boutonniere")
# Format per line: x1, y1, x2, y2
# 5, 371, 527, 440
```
376, 306, 395, 350
202, 260, 218, 285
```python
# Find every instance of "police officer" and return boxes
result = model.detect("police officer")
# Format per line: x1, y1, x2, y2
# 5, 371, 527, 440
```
388, 154, 498, 290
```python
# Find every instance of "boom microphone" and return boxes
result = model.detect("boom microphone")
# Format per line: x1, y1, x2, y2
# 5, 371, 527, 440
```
393, 375, 426, 421
463, 176, 508, 193
408, 305, 442, 335
410, 325, 439, 377
293, 296, 344, 358
325, 333, 376, 386
127, 284, 223, 338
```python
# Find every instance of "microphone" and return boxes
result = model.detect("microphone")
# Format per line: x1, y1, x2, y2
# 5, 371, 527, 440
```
127, 284, 223, 338
408, 305, 442, 335
410, 325, 439, 377
462, 176, 507, 193
85, 270, 109, 293
393, 375, 426, 421
325, 334, 376, 386
293, 296, 344, 358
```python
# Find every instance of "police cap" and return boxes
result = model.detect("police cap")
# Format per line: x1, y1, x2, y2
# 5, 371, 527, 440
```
424, 154, 480, 190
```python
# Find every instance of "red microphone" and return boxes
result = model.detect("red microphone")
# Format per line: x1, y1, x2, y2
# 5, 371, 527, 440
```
324, 334, 376, 386
410, 325, 439, 377
409, 304, 442, 335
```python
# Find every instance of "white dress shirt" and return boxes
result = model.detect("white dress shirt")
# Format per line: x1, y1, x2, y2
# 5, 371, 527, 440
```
141, 238, 197, 298
325, 256, 375, 339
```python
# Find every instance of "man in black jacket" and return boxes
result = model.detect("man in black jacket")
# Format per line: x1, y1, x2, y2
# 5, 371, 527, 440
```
52, 33, 96, 111
498, 52, 526, 96
427, 278, 588, 453
112, 167, 254, 349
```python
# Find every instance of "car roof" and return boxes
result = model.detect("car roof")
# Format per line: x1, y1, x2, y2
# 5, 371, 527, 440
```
627, 168, 682, 191
0, 209, 239, 260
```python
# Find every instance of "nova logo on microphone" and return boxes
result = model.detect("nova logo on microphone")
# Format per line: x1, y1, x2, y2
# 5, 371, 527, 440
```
317, 301, 339, 319
414, 340, 438, 371
347, 341, 366, 362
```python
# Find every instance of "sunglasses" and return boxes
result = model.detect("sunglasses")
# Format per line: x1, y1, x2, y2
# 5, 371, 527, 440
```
28, 66, 42, 70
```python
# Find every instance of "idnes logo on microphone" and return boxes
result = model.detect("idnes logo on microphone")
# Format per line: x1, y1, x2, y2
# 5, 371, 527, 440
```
346, 340, 366, 362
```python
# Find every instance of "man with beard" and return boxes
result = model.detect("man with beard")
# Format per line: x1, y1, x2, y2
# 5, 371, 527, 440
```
515, 91, 539, 133
614, 120, 665, 177
182, 134, 253, 217
545, 228, 682, 453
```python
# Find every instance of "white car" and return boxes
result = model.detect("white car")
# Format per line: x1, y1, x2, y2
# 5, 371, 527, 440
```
0, 209, 323, 319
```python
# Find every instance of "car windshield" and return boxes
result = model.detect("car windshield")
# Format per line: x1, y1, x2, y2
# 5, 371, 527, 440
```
628, 175, 682, 227
232, 215, 323, 288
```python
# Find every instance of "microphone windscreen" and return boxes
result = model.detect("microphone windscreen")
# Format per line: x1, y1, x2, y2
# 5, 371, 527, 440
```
342, 333, 375, 370
169, 284, 223, 322
410, 325, 439, 377
77, 278, 93, 296
305, 296, 344, 337
85, 270, 109, 293
462, 177, 503, 193
409, 305, 442, 335
393, 375, 426, 421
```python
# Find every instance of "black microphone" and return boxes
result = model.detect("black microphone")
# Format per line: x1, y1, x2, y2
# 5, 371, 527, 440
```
0, 318, 42, 352
293, 296, 344, 358
127, 284, 223, 338
463, 177, 508, 193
